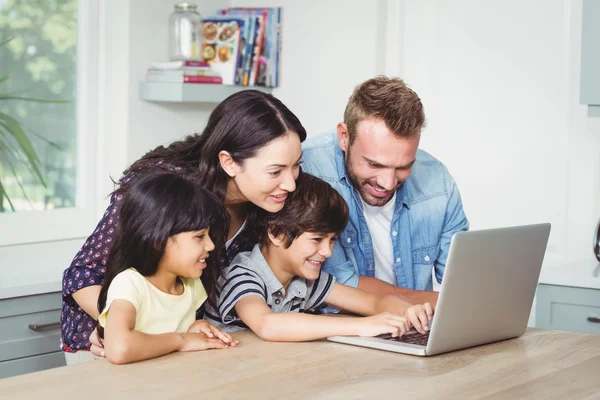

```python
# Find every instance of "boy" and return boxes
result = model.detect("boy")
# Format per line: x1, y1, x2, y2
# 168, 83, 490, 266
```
205, 173, 433, 341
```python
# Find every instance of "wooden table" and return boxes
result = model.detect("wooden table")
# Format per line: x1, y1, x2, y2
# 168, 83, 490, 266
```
1, 329, 600, 399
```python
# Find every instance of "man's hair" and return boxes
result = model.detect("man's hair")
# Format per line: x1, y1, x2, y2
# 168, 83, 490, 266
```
344, 76, 426, 145
261, 173, 349, 248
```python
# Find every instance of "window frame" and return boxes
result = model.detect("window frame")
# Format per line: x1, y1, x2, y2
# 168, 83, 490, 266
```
0, 1, 100, 247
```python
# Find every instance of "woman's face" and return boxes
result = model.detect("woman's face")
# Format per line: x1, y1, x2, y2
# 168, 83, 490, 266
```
230, 132, 302, 213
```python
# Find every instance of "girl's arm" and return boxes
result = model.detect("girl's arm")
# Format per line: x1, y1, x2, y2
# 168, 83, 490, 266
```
103, 300, 228, 364
234, 296, 409, 342
325, 283, 433, 333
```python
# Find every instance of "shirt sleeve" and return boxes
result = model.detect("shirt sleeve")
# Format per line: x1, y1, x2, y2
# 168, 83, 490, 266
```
187, 278, 208, 311
435, 168, 469, 283
97, 270, 142, 327
304, 271, 337, 312
62, 191, 124, 301
217, 265, 267, 325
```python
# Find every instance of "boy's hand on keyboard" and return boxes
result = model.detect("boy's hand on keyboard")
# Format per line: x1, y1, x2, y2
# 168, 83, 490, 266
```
403, 303, 434, 334
357, 312, 409, 338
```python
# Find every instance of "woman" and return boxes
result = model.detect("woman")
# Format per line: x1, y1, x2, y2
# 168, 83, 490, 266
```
61, 90, 306, 363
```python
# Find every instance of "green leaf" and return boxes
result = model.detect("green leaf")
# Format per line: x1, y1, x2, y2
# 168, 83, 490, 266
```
0, 37, 15, 49
0, 147, 33, 209
0, 111, 46, 187
0, 179, 16, 212
0, 95, 70, 103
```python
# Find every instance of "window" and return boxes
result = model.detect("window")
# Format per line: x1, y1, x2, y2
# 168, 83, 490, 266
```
0, 0, 78, 213
0, 0, 99, 246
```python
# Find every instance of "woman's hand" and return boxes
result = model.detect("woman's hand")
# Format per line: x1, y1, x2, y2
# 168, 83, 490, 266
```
403, 303, 434, 334
356, 312, 410, 337
89, 328, 105, 360
187, 320, 239, 347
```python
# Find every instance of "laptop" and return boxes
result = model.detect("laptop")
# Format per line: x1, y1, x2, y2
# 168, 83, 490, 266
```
327, 223, 551, 356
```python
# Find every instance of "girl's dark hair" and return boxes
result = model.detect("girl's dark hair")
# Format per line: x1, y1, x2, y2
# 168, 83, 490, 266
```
117, 90, 307, 202
97, 172, 227, 338
261, 173, 350, 248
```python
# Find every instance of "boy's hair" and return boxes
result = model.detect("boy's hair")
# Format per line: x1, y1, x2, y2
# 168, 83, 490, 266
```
262, 173, 349, 248
97, 172, 227, 338
344, 76, 426, 145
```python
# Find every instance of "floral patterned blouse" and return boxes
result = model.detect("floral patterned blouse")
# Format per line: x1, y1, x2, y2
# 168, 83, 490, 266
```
60, 162, 256, 352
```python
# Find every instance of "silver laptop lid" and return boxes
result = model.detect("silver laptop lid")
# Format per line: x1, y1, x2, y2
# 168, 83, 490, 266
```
426, 223, 551, 356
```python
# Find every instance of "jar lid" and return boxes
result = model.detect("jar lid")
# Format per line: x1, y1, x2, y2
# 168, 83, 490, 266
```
175, 3, 197, 10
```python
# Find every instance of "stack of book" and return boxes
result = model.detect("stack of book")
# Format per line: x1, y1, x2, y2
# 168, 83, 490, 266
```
145, 60, 223, 84
201, 7, 282, 87
145, 7, 282, 87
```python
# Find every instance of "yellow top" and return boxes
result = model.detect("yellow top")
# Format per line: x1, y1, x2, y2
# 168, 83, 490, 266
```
98, 268, 207, 334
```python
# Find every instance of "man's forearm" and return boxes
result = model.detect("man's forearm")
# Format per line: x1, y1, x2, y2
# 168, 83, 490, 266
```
357, 276, 439, 307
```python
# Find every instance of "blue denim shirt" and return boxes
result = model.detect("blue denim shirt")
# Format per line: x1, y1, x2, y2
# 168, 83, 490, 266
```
301, 132, 469, 291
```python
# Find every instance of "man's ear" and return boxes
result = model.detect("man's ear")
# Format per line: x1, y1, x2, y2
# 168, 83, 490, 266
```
218, 150, 240, 177
267, 229, 286, 248
337, 122, 350, 153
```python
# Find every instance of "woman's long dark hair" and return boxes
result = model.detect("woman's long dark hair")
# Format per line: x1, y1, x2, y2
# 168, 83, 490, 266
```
118, 90, 307, 202
97, 172, 227, 338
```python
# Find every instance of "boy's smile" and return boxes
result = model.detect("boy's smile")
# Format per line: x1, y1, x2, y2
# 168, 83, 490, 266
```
265, 232, 338, 285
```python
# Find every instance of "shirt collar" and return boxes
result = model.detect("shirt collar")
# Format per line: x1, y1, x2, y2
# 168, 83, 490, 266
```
247, 244, 308, 299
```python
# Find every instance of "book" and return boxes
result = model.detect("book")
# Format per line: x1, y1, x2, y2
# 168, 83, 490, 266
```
149, 60, 210, 70
218, 7, 281, 87
147, 69, 220, 77
200, 18, 245, 85
146, 73, 223, 84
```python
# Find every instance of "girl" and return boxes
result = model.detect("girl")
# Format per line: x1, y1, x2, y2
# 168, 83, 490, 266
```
206, 173, 434, 341
61, 90, 306, 362
97, 172, 237, 364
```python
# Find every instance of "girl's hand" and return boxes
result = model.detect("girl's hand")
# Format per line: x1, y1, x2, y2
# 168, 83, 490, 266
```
89, 328, 106, 360
178, 332, 231, 352
403, 303, 434, 334
356, 312, 410, 337
187, 320, 239, 347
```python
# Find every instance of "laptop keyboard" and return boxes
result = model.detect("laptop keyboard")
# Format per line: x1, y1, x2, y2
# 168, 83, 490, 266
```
377, 331, 430, 346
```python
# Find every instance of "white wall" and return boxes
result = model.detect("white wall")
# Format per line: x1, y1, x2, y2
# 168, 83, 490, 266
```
401, 0, 600, 267
232, 0, 389, 135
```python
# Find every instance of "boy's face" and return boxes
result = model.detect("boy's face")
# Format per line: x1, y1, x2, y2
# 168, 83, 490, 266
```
282, 232, 338, 280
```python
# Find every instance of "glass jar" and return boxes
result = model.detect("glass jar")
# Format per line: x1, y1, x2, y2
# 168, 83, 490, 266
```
168, 3, 203, 61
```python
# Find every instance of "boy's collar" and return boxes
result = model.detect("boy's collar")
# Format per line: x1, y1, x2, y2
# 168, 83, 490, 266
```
249, 244, 308, 299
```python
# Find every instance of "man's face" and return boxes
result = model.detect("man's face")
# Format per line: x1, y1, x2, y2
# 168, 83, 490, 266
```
338, 118, 420, 207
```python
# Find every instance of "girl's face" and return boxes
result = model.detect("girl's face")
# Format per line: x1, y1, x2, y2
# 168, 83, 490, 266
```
279, 232, 338, 281
161, 228, 215, 279
228, 132, 302, 213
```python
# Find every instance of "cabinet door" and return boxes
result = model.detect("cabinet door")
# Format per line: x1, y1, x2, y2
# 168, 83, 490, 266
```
0, 292, 64, 363
536, 284, 600, 334
0, 352, 66, 379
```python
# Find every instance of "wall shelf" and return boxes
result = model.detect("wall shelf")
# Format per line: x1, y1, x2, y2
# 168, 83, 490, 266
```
139, 82, 273, 103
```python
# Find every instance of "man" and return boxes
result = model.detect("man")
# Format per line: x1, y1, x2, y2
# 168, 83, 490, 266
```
301, 76, 469, 306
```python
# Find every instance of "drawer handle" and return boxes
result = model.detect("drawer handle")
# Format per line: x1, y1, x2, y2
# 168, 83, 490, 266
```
28, 322, 61, 332
587, 317, 600, 324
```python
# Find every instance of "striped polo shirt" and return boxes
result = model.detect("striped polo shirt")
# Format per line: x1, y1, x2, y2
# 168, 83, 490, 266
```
204, 244, 337, 332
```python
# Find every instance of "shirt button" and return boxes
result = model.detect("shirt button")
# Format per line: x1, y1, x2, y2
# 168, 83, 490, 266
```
274, 299, 281, 305
347, 237, 352, 243
392, 231, 398, 237
396, 257, 401, 263
368, 264, 373, 269
424, 255, 430, 262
